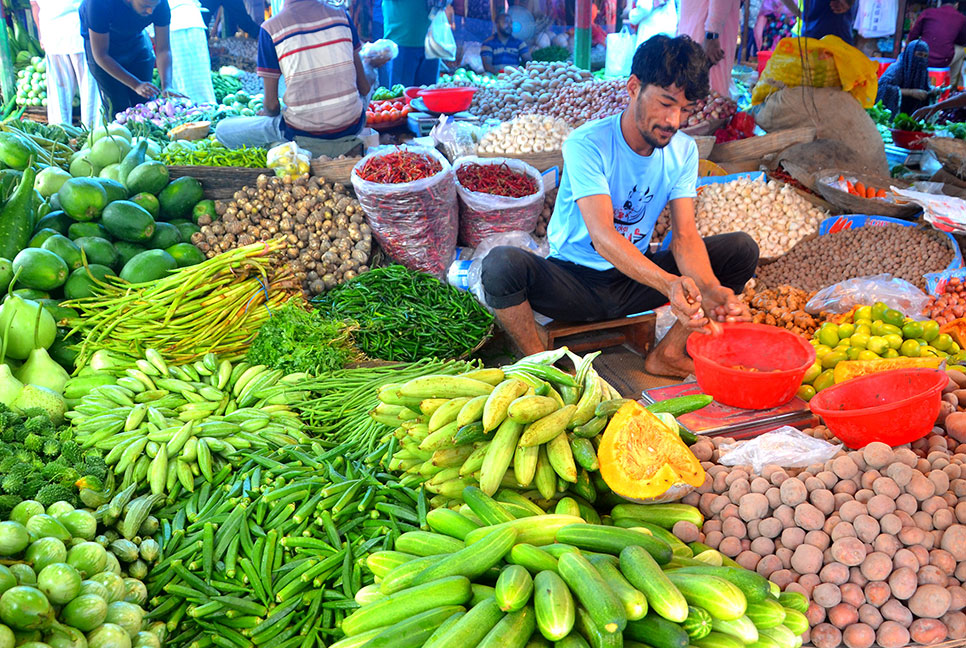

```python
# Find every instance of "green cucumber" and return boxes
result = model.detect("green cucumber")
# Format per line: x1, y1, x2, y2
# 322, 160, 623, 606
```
683, 605, 713, 641
555, 525, 672, 564
574, 606, 621, 648
666, 566, 770, 604
426, 508, 480, 540
781, 609, 808, 636
665, 572, 746, 621
711, 616, 759, 644
745, 599, 786, 629
612, 519, 693, 557
412, 527, 517, 585
361, 605, 466, 648
477, 605, 537, 648
758, 625, 797, 648
509, 543, 559, 574
645, 394, 713, 417
534, 570, 575, 642
594, 399, 633, 418
610, 503, 704, 529
557, 551, 626, 636
619, 545, 688, 623
495, 565, 534, 612
625, 613, 689, 648
777, 592, 808, 614
554, 635, 591, 648
340, 576, 472, 636
693, 631, 746, 648
379, 555, 441, 595
464, 515, 584, 547
454, 421, 489, 445
587, 555, 647, 621
395, 531, 464, 557
366, 551, 418, 579
471, 584, 496, 605
422, 597, 504, 648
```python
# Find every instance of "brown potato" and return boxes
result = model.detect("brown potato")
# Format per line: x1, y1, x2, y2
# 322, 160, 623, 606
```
806, 601, 827, 626
840, 582, 865, 608
780, 478, 808, 507
896, 493, 918, 515
810, 623, 841, 648
893, 548, 919, 572
831, 521, 857, 541
781, 526, 805, 549
704, 530, 724, 549
873, 533, 900, 557
790, 543, 824, 575
794, 503, 825, 531
945, 411, 966, 443
813, 583, 843, 608
831, 537, 867, 567
934, 508, 955, 531
805, 530, 831, 551
728, 478, 750, 505
769, 568, 795, 589
864, 581, 892, 607
756, 554, 782, 578
909, 584, 953, 618
799, 573, 821, 594
758, 517, 782, 539
949, 585, 966, 612
880, 513, 902, 536
866, 494, 897, 520
930, 549, 956, 575
881, 599, 913, 625
872, 476, 900, 499
721, 517, 747, 539
922, 494, 948, 515
910, 618, 948, 645
810, 489, 835, 515
887, 567, 918, 600
850, 566, 869, 587
943, 611, 966, 640
820, 562, 850, 586
832, 455, 859, 480
940, 524, 966, 560
777, 547, 793, 569
828, 602, 859, 628
860, 470, 880, 491
842, 622, 875, 648
876, 620, 911, 648
907, 473, 937, 501
718, 536, 742, 557
839, 500, 867, 523
853, 515, 880, 543
774, 505, 795, 527
738, 493, 769, 522
918, 565, 947, 586
858, 603, 883, 629
855, 489, 874, 504
899, 526, 927, 547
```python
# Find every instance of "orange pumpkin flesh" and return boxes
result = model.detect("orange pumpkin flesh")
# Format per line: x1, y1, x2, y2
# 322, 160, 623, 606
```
598, 401, 706, 504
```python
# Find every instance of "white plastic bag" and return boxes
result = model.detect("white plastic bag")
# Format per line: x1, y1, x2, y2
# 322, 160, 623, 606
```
425, 10, 457, 62
805, 274, 931, 320
605, 28, 635, 78
360, 39, 399, 68
466, 231, 549, 304
718, 427, 843, 474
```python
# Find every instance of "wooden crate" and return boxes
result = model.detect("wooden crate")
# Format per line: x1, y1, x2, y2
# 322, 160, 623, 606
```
167, 165, 271, 200
710, 127, 816, 164
536, 313, 656, 355
310, 157, 361, 186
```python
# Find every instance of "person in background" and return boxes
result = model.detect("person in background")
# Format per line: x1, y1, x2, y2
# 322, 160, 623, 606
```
481, 11, 530, 73
214, 0, 369, 149
876, 39, 931, 116
200, 0, 260, 38
801, 0, 856, 44
626, 0, 677, 48
908, 0, 966, 86
30, 0, 101, 126
80, 0, 176, 115
677, 0, 740, 96
160, 0, 215, 103
384, 0, 437, 86
755, 0, 799, 52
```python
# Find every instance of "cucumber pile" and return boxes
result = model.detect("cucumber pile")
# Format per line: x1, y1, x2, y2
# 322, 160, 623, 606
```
65, 349, 310, 500
376, 349, 707, 508
337, 485, 809, 648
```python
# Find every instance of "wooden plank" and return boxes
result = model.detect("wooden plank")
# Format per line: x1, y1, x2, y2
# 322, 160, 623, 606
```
167, 165, 271, 201
539, 313, 657, 355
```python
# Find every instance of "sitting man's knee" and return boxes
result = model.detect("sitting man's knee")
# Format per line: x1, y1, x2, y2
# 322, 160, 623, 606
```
481, 246, 528, 297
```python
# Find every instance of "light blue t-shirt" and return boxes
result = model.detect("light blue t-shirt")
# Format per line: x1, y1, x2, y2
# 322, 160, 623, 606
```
547, 114, 699, 271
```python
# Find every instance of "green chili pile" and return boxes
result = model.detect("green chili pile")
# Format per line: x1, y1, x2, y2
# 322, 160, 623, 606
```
161, 137, 268, 168
311, 265, 493, 362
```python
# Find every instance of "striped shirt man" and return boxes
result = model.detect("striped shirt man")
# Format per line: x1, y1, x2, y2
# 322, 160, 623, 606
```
257, 0, 365, 137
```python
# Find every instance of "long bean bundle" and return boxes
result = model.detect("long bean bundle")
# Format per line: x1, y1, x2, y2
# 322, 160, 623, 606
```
311, 265, 493, 362
290, 358, 478, 451
65, 240, 303, 367
149, 440, 427, 648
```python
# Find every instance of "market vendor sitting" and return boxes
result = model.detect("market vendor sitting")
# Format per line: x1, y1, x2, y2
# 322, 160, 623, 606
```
480, 35, 759, 378
214, 0, 370, 156
481, 12, 531, 74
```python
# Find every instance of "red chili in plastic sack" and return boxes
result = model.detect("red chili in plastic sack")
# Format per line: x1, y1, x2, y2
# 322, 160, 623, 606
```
456, 162, 538, 198
356, 150, 442, 183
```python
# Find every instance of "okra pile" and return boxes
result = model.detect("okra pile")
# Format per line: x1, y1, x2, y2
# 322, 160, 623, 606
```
66, 349, 310, 501
336, 485, 808, 648
147, 440, 427, 647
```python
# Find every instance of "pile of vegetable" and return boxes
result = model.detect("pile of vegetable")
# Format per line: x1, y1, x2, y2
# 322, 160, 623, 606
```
194, 174, 372, 296
160, 137, 268, 168
893, 112, 933, 133
66, 122, 162, 178
246, 298, 359, 375
833, 175, 891, 199
477, 114, 571, 155
530, 77, 629, 128
114, 97, 212, 128
688, 400, 966, 647
211, 73, 242, 103
219, 90, 264, 116
65, 347, 310, 500
437, 68, 500, 88
15, 57, 53, 110
534, 186, 556, 238
468, 62, 593, 122
715, 112, 757, 144
532, 45, 571, 62
371, 84, 407, 101
686, 91, 738, 128
65, 240, 302, 366
356, 149, 441, 183
338, 484, 807, 648
742, 286, 822, 338
456, 161, 539, 198
312, 265, 493, 361
925, 276, 966, 324
367, 99, 412, 127
0, 120, 75, 171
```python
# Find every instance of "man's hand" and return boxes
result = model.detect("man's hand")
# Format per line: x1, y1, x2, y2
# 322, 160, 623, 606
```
133, 82, 160, 99
829, 0, 850, 13
913, 104, 940, 120
668, 276, 713, 332
702, 284, 751, 324
704, 38, 724, 65
161, 89, 187, 99
905, 88, 928, 100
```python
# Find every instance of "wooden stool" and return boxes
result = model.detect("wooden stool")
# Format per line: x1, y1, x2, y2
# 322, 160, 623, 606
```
536, 312, 657, 355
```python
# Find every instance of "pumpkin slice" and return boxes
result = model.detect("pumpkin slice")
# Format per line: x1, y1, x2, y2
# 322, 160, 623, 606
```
598, 401, 705, 504
832, 357, 944, 384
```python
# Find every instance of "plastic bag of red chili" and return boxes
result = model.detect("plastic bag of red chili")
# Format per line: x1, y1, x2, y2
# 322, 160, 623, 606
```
454, 157, 545, 247
351, 146, 458, 278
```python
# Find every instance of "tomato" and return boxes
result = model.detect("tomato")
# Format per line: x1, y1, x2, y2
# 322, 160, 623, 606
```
389, 109, 400, 120
393, 101, 405, 111
370, 112, 382, 124
366, 111, 375, 121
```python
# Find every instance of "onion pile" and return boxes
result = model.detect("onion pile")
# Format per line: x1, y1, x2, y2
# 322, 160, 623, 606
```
468, 62, 593, 122
478, 114, 571, 155
529, 78, 629, 128
686, 90, 738, 128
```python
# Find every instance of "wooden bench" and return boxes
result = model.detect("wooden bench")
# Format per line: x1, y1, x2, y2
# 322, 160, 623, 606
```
536, 312, 657, 355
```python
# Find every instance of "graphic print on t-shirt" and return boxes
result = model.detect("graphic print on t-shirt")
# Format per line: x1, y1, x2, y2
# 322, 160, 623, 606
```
613, 184, 653, 244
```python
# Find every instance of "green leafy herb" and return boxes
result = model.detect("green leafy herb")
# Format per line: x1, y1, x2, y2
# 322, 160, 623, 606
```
247, 299, 359, 375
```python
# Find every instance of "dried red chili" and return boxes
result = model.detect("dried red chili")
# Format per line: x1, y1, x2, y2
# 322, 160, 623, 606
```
456, 162, 538, 198
357, 149, 443, 184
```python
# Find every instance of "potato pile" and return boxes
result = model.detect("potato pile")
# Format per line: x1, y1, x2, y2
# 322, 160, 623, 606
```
534, 186, 556, 237
678, 370, 966, 648
528, 78, 629, 128
194, 174, 372, 296
742, 285, 823, 337
756, 225, 956, 292
925, 276, 966, 325
469, 62, 593, 122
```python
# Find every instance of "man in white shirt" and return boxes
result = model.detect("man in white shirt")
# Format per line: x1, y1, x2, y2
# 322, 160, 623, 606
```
165, 0, 216, 103
30, 0, 102, 126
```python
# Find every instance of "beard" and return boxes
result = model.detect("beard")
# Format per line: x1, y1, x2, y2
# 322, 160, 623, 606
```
639, 125, 676, 149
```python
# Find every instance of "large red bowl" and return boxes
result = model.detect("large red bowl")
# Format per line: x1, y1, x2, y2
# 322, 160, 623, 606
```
890, 128, 933, 150
809, 368, 946, 449
686, 323, 816, 410
418, 87, 476, 114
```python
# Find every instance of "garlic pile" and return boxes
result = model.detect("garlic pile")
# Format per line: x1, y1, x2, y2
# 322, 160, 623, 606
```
693, 178, 827, 259
477, 114, 571, 155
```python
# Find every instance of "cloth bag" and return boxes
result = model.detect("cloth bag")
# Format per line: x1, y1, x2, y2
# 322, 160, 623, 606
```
425, 10, 457, 61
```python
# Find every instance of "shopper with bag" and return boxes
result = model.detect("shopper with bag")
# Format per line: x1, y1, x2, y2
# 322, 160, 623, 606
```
676, 0, 740, 96
30, 0, 101, 126
481, 11, 530, 73
384, 0, 447, 86
214, 0, 369, 152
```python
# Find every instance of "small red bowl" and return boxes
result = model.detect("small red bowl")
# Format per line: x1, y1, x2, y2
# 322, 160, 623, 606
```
809, 368, 946, 449
418, 87, 476, 114
404, 86, 422, 102
890, 128, 933, 150
686, 323, 816, 410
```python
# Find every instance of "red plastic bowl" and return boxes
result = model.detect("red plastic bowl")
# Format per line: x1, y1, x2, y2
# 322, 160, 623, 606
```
418, 87, 476, 114
404, 86, 422, 102
809, 368, 946, 449
686, 323, 816, 410
890, 128, 933, 150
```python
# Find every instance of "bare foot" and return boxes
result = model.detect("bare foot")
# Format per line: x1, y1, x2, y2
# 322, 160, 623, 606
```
644, 348, 695, 379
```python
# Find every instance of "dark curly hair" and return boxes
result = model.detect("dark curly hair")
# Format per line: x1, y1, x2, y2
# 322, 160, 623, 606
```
630, 35, 711, 102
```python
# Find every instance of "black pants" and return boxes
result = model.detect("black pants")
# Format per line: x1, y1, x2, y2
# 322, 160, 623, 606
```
480, 232, 760, 322
201, 0, 261, 38
84, 38, 154, 117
